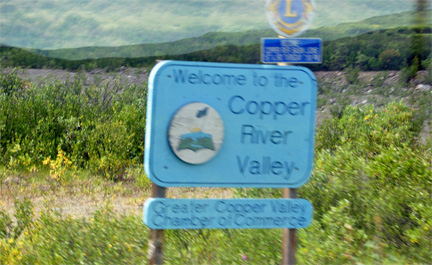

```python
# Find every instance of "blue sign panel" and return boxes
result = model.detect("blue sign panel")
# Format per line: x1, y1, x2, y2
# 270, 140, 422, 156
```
261, 38, 322, 64
145, 61, 317, 187
144, 198, 313, 229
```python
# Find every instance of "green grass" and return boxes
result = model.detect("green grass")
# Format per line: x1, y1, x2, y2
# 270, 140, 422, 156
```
1, 148, 430, 264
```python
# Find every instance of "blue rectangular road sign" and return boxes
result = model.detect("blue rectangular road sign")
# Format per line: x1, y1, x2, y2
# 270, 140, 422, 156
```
261, 38, 322, 64
145, 61, 317, 188
144, 198, 313, 229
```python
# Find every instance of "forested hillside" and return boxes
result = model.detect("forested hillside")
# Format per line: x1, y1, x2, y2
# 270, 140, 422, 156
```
9, 10, 432, 60
2, 26, 431, 75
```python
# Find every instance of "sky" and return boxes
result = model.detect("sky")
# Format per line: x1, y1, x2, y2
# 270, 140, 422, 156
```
0, 0, 421, 49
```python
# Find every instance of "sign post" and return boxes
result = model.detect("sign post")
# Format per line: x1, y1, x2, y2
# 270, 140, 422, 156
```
265, 1, 317, 264
282, 188, 298, 265
148, 184, 166, 265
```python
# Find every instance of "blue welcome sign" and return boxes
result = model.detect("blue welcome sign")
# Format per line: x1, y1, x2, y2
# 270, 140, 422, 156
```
145, 61, 317, 187
144, 198, 313, 229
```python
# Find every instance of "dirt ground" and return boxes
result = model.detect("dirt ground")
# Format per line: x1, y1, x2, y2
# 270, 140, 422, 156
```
4, 67, 429, 95
0, 67, 394, 87
2, 67, 149, 88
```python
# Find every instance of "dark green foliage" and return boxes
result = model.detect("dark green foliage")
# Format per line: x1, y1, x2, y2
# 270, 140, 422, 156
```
0, 70, 147, 180
316, 102, 420, 155
304, 103, 431, 263
314, 26, 431, 71
0, 45, 70, 69
345, 66, 360, 84
236, 102, 431, 263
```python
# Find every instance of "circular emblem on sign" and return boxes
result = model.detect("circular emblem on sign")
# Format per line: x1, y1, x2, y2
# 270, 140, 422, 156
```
168, 102, 224, 165
266, 0, 315, 37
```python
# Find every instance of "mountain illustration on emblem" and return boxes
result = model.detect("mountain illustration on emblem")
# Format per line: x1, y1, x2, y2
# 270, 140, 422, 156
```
177, 130, 215, 152
177, 107, 215, 152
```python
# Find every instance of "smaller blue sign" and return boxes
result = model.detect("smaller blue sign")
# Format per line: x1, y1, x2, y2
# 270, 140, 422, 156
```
261, 38, 322, 64
144, 198, 313, 230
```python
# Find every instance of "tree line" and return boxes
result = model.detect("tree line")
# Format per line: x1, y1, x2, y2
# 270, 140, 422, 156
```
1, 26, 431, 73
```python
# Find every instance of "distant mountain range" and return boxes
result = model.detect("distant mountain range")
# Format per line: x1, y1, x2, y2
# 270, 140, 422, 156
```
22, 10, 431, 60
2, 24, 430, 72
1, 0, 428, 50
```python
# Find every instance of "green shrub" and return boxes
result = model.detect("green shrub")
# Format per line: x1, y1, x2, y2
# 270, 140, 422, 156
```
0, 199, 33, 241
87, 120, 136, 180
0, 203, 149, 265
307, 101, 431, 262
0, 71, 147, 179
405, 202, 432, 261
298, 199, 368, 265
366, 145, 431, 255
163, 228, 282, 264
316, 102, 419, 156
345, 66, 360, 84
239, 101, 431, 263
399, 56, 420, 84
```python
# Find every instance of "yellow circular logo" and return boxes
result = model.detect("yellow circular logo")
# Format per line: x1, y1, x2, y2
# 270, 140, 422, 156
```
266, 0, 315, 37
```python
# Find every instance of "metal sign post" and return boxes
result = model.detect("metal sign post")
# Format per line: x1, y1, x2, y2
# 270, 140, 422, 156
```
265, 1, 318, 264
282, 188, 298, 265
148, 184, 166, 265
278, 57, 298, 265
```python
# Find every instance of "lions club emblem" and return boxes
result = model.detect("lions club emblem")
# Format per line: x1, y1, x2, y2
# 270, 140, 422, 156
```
266, 0, 315, 37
